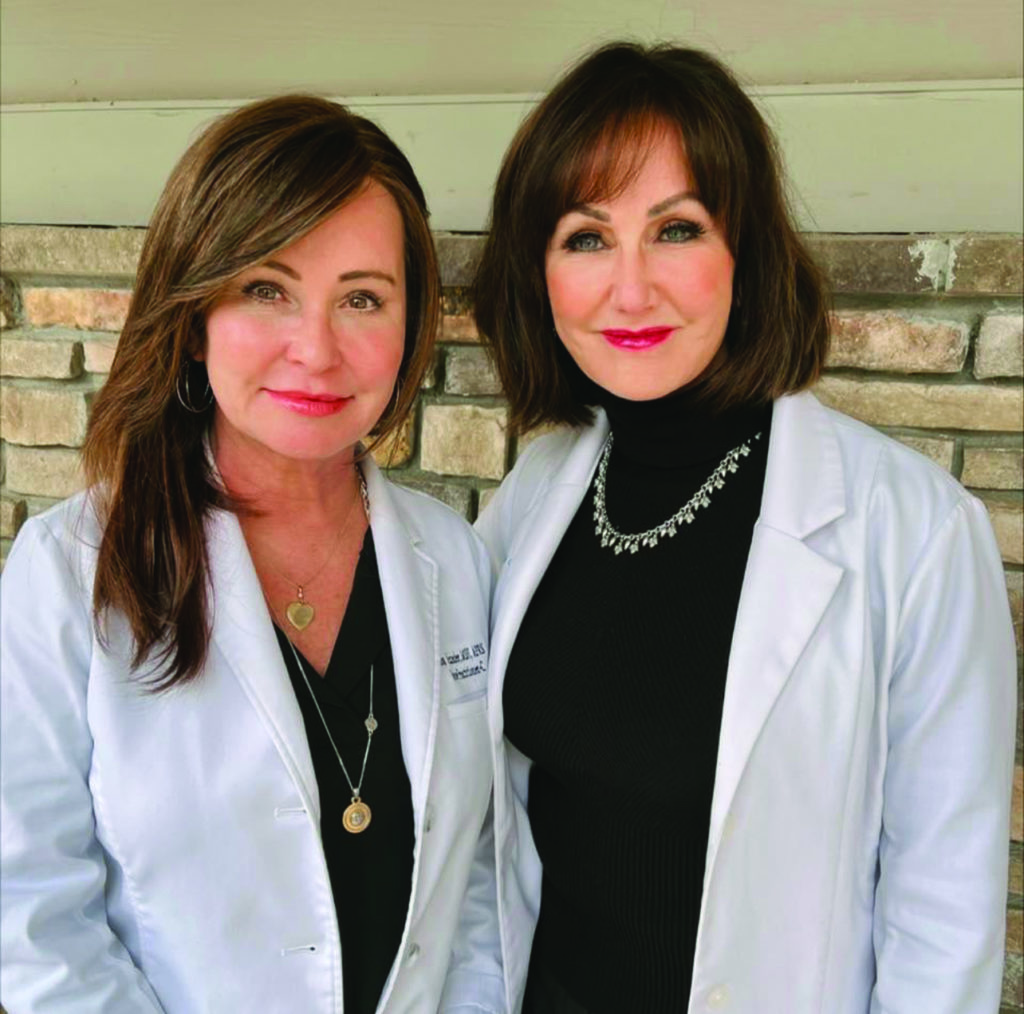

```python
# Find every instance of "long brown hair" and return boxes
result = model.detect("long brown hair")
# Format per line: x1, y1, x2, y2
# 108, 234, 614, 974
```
83, 95, 439, 689
473, 42, 831, 432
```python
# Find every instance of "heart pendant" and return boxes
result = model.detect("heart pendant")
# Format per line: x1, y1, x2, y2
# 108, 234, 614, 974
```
285, 601, 315, 631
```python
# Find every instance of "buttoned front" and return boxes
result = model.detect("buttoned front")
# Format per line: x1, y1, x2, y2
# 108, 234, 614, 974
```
705, 984, 729, 1009
0, 459, 505, 1014
477, 392, 1017, 1014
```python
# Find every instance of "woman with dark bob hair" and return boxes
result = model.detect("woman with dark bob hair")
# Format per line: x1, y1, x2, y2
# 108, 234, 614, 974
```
1, 96, 502, 1012
474, 43, 1016, 1013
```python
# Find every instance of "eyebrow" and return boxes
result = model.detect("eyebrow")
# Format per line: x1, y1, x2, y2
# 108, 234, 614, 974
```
338, 269, 397, 285
259, 261, 396, 286
648, 190, 700, 216
574, 205, 611, 223
262, 260, 300, 279
571, 190, 702, 223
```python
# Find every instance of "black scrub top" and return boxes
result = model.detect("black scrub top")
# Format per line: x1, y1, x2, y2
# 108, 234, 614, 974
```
275, 531, 414, 1014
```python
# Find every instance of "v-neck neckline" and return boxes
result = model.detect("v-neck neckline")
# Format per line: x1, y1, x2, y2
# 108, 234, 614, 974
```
275, 530, 389, 716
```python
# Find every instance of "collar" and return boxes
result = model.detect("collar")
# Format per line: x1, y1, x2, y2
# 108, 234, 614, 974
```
600, 389, 769, 469
757, 391, 846, 540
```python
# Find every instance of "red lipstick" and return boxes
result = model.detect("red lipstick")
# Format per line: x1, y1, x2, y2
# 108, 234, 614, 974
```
601, 327, 674, 349
266, 390, 350, 417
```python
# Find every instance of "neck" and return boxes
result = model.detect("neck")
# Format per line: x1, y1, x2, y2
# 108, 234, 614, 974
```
600, 387, 766, 469
211, 428, 363, 526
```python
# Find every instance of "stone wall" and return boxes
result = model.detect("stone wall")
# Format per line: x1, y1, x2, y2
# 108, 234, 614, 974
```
1, 225, 1022, 1008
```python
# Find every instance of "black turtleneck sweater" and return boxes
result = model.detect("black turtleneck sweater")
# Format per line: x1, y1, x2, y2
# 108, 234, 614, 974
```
503, 390, 772, 1014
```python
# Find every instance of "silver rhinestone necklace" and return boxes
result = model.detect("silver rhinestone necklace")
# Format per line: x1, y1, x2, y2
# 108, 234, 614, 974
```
592, 430, 762, 554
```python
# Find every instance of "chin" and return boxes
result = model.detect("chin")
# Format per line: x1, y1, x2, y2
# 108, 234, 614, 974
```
265, 431, 362, 463
607, 388, 669, 402
598, 372, 696, 403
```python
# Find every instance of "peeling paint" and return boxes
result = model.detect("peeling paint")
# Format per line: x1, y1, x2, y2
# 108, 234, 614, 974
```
946, 238, 961, 291
908, 239, 949, 292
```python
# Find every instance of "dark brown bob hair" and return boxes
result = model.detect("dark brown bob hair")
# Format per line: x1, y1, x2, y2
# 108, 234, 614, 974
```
83, 95, 439, 688
473, 42, 830, 431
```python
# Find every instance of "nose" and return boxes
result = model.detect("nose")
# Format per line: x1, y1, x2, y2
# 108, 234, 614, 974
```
611, 246, 655, 315
286, 307, 343, 372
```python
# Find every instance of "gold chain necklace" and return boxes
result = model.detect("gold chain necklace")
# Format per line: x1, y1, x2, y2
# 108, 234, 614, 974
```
264, 470, 370, 632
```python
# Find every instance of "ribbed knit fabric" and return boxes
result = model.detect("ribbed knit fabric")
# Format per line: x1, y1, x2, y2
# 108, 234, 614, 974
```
504, 390, 772, 1014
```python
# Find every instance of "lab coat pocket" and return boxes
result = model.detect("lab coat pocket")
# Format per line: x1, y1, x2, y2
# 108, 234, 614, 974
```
445, 689, 488, 719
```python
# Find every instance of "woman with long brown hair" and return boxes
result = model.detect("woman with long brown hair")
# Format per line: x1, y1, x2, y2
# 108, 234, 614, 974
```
474, 43, 1016, 1013
0, 96, 502, 1013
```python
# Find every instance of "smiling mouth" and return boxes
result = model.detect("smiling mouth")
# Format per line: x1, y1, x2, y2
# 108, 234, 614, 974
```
601, 327, 675, 349
265, 389, 351, 417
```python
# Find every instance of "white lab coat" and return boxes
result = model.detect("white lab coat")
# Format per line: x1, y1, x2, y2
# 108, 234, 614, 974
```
0, 458, 505, 1014
475, 391, 1017, 1014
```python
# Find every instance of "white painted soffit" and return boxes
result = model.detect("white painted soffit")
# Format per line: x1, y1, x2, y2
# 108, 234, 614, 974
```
1, 81, 1021, 233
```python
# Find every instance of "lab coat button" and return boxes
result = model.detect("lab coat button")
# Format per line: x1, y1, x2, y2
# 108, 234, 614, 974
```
424, 806, 434, 833
407, 943, 420, 963
707, 984, 730, 1009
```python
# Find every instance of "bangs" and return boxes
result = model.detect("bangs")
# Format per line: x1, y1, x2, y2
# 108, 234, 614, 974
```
556, 110, 689, 216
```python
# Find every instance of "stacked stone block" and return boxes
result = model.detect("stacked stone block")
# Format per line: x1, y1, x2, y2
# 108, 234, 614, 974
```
1, 225, 1022, 1008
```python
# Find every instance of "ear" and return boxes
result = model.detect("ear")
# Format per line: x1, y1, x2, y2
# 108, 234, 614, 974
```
189, 313, 207, 361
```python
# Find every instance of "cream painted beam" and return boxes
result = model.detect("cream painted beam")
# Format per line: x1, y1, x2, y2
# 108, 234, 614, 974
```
1, 82, 1021, 233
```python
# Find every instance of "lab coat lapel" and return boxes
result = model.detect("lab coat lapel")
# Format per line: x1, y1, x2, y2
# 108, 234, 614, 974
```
487, 416, 610, 739
362, 459, 438, 820
705, 393, 846, 868
205, 508, 321, 819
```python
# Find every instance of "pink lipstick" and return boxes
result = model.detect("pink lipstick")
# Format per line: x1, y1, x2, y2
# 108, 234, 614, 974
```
601, 327, 674, 349
266, 390, 350, 417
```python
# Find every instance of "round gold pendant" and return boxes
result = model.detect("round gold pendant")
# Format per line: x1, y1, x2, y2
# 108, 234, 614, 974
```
343, 798, 372, 834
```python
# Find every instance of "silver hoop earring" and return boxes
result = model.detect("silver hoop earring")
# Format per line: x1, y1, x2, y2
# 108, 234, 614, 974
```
176, 361, 214, 413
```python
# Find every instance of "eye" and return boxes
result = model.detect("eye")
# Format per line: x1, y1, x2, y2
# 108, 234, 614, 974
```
659, 220, 705, 243
345, 290, 383, 311
563, 231, 605, 253
242, 280, 284, 302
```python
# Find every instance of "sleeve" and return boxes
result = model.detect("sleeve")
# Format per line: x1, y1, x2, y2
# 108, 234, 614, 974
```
440, 532, 507, 1013
0, 518, 165, 1013
871, 495, 1018, 1014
